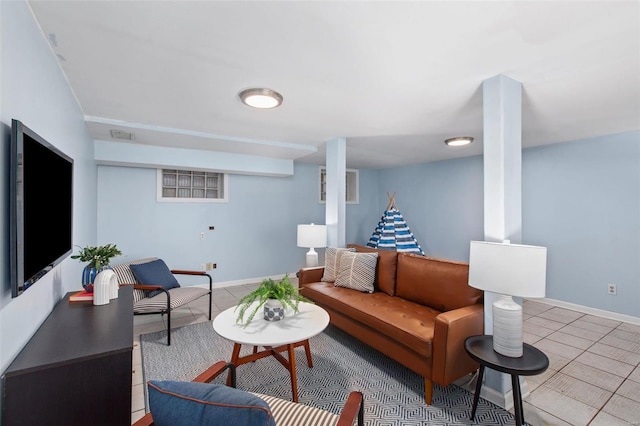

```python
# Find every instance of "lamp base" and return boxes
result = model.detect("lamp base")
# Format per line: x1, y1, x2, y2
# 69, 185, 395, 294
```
492, 295, 523, 357
305, 248, 318, 268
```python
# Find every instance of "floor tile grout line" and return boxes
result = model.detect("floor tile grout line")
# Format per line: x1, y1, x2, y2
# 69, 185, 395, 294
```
528, 309, 606, 425
527, 307, 640, 426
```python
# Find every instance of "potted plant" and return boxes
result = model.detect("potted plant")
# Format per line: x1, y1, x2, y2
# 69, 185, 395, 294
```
235, 273, 313, 327
71, 243, 123, 292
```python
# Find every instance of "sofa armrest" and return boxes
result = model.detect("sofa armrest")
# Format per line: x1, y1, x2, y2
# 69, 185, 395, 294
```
431, 304, 484, 386
297, 267, 325, 285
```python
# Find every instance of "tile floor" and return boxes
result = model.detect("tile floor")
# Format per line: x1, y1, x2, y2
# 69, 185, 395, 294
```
521, 300, 640, 425
130, 285, 640, 425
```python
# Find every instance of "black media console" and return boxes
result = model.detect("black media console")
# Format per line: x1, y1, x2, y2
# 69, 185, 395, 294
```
2, 285, 133, 425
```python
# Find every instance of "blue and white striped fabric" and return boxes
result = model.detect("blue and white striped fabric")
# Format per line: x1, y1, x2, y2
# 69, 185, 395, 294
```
367, 207, 425, 255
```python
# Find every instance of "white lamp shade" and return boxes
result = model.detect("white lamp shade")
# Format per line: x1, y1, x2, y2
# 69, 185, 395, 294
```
468, 241, 547, 298
297, 224, 327, 248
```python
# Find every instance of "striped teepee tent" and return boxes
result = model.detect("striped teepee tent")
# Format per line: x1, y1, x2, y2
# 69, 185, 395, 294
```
367, 192, 425, 255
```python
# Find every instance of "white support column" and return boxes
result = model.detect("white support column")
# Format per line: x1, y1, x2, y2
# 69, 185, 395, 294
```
325, 137, 346, 248
481, 74, 524, 410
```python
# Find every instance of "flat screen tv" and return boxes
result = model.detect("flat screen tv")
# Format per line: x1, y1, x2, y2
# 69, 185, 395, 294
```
10, 119, 73, 297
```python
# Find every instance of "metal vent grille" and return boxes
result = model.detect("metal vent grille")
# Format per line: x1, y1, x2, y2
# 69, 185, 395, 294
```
110, 129, 134, 140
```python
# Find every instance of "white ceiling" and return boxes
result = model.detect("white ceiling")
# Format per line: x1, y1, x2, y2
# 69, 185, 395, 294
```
28, 1, 640, 169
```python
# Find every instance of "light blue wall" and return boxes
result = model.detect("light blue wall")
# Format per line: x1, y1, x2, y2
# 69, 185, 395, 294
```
523, 132, 640, 317
98, 163, 314, 282
97, 163, 381, 283
0, 1, 97, 372
380, 132, 640, 317
346, 168, 382, 245
110, 131, 629, 318
379, 156, 485, 261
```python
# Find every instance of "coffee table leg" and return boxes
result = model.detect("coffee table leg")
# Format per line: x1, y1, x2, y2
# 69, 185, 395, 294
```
227, 343, 241, 386
287, 343, 299, 403
303, 339, 313, 368
470, 365, 484, 420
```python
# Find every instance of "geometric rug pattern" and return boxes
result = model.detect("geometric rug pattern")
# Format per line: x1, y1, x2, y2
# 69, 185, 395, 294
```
140, 322, 517, 425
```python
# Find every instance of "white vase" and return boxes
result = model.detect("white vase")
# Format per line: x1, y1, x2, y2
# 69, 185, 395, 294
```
264, 299, 284, 321
93, 270, 114, 306
108, 270, 119, 300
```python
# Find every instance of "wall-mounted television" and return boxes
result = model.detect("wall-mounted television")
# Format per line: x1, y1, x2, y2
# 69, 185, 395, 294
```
10, 119, 73, 297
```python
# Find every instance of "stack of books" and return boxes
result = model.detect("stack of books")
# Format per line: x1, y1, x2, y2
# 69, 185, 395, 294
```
69, 290, 93, 302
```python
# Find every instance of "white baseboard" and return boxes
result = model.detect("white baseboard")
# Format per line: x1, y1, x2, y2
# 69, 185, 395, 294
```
533, 297, 640, 325
193, 273, 290, 289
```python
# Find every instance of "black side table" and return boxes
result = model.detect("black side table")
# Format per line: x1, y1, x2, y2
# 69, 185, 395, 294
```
464, 335, 549, 426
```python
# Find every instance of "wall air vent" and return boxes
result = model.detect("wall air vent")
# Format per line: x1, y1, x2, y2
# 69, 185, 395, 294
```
110, 129, 134, 140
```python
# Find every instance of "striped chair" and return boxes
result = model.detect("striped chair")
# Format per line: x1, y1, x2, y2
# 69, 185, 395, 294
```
111, 258, 212, 345
132, 361, 364, 426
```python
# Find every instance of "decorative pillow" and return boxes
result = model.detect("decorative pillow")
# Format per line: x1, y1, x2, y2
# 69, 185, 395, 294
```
130, 259, 180, 298
321, 247, 355, 282
110, 258, 157, 303
334, 251, 378, 293
148, 380, 275, 426
348, 244, 398, 296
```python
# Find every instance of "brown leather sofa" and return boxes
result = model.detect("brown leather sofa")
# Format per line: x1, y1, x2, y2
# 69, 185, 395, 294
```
298, 244, 484, 404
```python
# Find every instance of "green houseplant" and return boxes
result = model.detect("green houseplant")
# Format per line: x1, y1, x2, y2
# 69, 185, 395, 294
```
71, 243, 122, 270
235, 273, 313, 327
71, 243, 123, 292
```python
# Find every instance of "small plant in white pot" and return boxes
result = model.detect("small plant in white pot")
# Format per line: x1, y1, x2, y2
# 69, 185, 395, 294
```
235, 274, 312, 327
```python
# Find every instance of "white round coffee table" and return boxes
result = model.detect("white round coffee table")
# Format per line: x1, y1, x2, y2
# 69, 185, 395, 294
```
213, 301, 329, 402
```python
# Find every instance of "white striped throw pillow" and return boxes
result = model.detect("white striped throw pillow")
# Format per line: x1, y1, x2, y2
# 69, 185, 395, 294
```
334, 251, 378, 293
321, 247, 355, 282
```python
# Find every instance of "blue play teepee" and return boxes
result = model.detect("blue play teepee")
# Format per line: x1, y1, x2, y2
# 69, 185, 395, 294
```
366, 193, 424, 255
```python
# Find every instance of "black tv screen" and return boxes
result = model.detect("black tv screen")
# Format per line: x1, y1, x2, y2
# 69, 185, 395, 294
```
10, 119, 73, 297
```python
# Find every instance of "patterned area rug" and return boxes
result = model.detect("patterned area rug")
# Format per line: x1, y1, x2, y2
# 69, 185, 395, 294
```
140, 322, 516, 425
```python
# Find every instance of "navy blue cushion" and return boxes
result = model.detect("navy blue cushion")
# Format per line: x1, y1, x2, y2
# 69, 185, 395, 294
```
147, 380, 275, 426
130, 259, 180, 297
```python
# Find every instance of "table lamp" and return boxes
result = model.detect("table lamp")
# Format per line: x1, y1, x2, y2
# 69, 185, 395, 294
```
297, 223, 327, 267
468, 240, 547, 357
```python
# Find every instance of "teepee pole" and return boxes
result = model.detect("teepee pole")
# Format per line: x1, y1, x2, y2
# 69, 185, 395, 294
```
386, 192, 397, 210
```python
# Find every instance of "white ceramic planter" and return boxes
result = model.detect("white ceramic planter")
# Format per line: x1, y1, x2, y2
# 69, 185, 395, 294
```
264, 299, 284, 321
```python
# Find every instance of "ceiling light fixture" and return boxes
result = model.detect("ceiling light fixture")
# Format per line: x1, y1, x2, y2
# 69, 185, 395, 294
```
238, 88, 283, 109
444, 136, 474, 147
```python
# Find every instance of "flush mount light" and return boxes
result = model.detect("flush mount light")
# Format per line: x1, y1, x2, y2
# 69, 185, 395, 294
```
238, 88, 283, 109
444, 136, 474, 147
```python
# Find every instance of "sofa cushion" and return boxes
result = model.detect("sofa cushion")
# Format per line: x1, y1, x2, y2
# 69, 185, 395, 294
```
130, 259, 180, 297
348, 244, 398, 296
321, 247, 355, 282
395, 253, 483, 312
301, 281, 438, 358
147, 380, 275, 426
334, 251, 378, 293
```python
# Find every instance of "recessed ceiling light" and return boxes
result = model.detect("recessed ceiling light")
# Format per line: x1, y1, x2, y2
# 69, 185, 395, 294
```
444, 136, 474, 147
238, 88, 283, 109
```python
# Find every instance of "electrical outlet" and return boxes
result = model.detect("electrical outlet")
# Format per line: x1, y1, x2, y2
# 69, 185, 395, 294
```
212, 263, 217, 269
608, 283, 617, 295
200, 263, 206, 272
200, 232, 205, 240
206, 262, 212, 271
